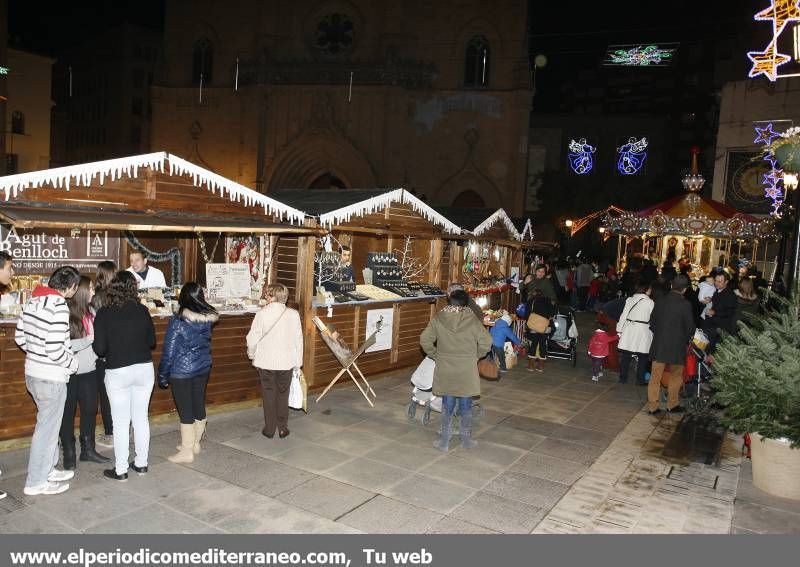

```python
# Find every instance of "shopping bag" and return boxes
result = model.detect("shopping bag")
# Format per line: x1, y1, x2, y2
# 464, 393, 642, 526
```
288, 367, 308, 412
692, 329, 709, 351
526, 313, 550, 333
477, 353, 499, 380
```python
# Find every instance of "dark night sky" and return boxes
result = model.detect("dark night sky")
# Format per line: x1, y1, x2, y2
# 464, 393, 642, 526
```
8, 0, 164, 55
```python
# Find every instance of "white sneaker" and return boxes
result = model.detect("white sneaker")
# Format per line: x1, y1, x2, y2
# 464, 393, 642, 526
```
23, 481, 69, 496
47, 469, 74, 482
591, 375, 599, 382
0, 490, 6, 500
598, 371, 604, 377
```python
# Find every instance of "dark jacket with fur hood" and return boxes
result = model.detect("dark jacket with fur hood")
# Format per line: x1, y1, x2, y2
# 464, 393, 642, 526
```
158, 309, 219, 380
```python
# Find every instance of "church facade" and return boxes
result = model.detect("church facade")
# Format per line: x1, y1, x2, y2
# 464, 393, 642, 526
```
151, 0, 532, 213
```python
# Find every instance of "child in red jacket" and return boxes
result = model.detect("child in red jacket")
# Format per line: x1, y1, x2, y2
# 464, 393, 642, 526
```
588, 324, 619, 381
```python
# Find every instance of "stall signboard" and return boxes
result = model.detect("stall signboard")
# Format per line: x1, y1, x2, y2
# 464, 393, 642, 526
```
205, 263, 252, 300
0, 224, 121, 274
365, 308, 394, 353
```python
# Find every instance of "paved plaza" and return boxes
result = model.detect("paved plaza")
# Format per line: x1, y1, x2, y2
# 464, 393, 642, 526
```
0, 314, 798, 534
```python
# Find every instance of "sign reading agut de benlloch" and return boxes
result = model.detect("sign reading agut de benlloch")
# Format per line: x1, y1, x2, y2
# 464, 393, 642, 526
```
0, 224, 121, 274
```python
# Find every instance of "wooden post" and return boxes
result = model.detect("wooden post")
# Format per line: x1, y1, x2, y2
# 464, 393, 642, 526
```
390, 303, 401, 364
297, 235, 318, 384
430, 238, 443, 284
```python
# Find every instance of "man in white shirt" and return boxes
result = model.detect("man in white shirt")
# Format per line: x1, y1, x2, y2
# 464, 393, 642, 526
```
127, 250, 167, 289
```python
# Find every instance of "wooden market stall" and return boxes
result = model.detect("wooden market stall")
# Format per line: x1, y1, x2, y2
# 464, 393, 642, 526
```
270, 189, 462, 393
434, 207, 532, 314
0, 152, 316, 441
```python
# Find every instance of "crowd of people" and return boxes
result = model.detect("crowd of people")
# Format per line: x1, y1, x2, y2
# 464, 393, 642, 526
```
518, 252, 769, 415
0, 245, 772, 499
0, 250, 305, 498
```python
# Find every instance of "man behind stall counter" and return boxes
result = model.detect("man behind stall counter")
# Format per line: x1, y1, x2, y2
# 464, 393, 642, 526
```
127, 249, 167, 289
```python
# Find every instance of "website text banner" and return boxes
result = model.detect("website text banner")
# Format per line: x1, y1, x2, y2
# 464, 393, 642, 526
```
1, 535, 797, 567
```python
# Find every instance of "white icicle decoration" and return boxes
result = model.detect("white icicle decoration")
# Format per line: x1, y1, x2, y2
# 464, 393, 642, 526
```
0, 151, 307, 225
319, 188, 461, 234
472, 209, 522, 241
520, 218, 534, 240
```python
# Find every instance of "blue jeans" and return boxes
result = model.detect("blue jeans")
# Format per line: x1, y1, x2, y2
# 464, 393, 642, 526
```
441, 395, 472, 417
25, 376, 67, 488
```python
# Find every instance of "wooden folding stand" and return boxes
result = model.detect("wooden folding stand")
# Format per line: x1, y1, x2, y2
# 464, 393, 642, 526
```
313, 316, 378, 406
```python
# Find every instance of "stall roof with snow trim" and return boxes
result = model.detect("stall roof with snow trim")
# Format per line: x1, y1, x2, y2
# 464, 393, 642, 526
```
269, 188, 461, 235
0, 152, 313, 233
434, 207, 522, 242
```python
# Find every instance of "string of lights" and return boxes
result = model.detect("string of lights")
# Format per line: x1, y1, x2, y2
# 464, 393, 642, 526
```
754, 122, 786, 215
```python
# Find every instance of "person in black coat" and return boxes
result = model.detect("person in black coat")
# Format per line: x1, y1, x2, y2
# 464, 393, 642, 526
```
702, 271, 737, 353
647, 275, 696, 415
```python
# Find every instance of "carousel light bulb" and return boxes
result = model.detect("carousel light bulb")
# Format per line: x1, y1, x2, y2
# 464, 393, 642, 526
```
783, 172, 799, 191
682, 172, 706, 192
598, 227, 606, 234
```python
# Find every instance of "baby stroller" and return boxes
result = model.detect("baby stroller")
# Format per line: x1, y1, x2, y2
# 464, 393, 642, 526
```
406, 356, 484, 426
686, 331, 715, 414
546, 307, 578, 367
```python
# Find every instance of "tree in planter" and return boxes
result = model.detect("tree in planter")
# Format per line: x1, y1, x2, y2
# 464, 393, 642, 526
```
711, 291, 800, 447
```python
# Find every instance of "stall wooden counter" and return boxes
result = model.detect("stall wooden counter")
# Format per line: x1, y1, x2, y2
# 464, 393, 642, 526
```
0, 312, 258, 441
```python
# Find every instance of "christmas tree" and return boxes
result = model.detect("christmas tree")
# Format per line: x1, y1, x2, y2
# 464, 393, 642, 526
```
712, 290, 800, 446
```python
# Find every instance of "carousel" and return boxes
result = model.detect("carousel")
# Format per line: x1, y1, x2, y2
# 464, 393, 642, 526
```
604, 150, 778, 276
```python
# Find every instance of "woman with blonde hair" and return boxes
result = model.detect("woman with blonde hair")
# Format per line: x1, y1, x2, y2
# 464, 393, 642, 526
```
734, 277, 760, 327
246, 283, 303, 439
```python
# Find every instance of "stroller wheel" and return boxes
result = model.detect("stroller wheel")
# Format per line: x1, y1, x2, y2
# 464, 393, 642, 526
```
406, 402, 417, 420
422, 406, 432, 426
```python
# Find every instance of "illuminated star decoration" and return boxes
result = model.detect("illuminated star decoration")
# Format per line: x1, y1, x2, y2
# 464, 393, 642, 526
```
748, 42, 791, 81
754, 122, 782, 145
749, 1, 800, 81
754, 122, 785, 215
568, 139, 596, 175
616, 137, 648, 175
755, 0, 800, 35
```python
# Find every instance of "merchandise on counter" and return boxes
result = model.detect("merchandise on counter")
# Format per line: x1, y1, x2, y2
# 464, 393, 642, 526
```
378, 284, 417, 298
355, 284, 402, 300
345, 291, 370, 301
323, 281, 356, 293
406, 283, 446, 296
366, 252, 405, 288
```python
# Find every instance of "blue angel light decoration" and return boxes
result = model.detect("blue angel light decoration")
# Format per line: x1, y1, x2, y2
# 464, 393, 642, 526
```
616, 137, 648, 175
568, 138, 596, 175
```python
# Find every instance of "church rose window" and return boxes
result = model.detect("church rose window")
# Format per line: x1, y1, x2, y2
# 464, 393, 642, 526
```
315, 14, 355, 56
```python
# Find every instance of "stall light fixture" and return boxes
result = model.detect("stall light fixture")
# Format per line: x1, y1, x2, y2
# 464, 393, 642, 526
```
470, 242, 477, 253
784, 171, 799, 191
493, 247, 500, 261
565, 219, 574, 228
599, 226, 606, 234
475, 296, 488, 308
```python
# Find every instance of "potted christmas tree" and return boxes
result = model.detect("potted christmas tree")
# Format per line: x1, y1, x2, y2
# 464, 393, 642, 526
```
711, 292, 800, 501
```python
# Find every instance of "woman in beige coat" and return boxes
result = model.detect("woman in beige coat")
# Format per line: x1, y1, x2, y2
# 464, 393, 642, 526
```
246, 283, 303, 439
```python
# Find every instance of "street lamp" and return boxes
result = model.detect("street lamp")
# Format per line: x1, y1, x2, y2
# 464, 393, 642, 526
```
598, 226, 606, 234
565, 219, 573, 229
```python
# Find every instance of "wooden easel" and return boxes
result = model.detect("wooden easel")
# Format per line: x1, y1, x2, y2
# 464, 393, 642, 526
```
313, 316, 379, 406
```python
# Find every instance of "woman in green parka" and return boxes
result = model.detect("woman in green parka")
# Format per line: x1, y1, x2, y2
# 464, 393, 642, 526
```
420, 290, 493, 452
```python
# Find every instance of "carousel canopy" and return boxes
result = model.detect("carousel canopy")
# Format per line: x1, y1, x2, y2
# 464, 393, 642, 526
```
605, 191, 775, 240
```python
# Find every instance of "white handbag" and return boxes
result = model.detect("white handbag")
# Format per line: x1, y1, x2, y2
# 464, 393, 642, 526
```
288, 367, 306, 412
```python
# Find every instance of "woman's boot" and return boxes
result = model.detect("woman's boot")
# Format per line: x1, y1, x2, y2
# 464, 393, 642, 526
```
79, 435, 110, 463
61, 435, 76, 470
169, 424, 195, 463
433, 410, 452, 452
527, 356, 536, 372
192, 419, 207, 455
460, 409, 478, 449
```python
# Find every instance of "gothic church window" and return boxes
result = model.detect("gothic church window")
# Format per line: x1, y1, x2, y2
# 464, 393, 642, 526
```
315, 14, 354, 56
192, 39, 213, 84
464, 36, 490, 88
11, 111, 25, 135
